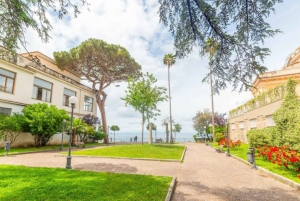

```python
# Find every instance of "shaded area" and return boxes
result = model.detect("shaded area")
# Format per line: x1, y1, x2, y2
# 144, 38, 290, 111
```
172, 181, 300, 201
0, 165, 171, 201
75, 163, 138, 174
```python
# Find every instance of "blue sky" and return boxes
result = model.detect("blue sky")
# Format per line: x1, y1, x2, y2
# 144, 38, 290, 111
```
21, 0, 300, 133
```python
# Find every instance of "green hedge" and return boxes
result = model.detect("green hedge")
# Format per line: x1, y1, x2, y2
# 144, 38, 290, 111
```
247, 127, 277, 148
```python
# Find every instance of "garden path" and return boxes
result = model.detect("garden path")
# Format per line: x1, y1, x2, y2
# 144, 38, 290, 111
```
0, 143, 299, 201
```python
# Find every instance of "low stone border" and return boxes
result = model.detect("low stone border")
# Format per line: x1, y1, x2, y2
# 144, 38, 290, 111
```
165, 177, 177, 201
180, 146, 187, 162
212, 146, 300, 191
55, 154, 182, 162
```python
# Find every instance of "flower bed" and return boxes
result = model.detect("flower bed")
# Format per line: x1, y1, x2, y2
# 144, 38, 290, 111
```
218, 138, 242, 149
257, 145, 300, 179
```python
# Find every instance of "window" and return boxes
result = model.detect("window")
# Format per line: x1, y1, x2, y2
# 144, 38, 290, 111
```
0, 107, 12, 116
266, 115, 276, 127
0, 68, 15, 93
250, 119, 257, 128
84, 96, 93, 111
239, 122, 244, 129
231, 123, 236, 130
63, 88, 76, 106
32, 77, 52, 102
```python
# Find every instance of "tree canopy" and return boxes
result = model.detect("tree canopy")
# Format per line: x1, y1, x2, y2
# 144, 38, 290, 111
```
0, 0, 88, 56
192, 108, 226, 134
158, 0, 282, 92
54, 38, 141, 143
146, 123, 157, 131
81, 114, 100, 129
110, 125, 120, 132
22, 103, 70, 147
122, 73, 167, 144
0, 113, 26, 146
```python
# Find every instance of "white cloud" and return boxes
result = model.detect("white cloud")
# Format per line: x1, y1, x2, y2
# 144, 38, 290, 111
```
19, 0, 300, 133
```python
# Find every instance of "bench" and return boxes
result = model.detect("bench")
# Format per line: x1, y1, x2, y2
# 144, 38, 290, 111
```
75, 142, 85, 148
155, 138, 162, 143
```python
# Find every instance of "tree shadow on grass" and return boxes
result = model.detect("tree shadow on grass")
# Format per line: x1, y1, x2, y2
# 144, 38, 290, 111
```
74, 163, 138, 174
172, 181, 300, 201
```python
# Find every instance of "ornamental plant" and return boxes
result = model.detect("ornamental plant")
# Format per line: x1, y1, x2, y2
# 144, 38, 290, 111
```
257, 145, 300, 179
218, 138, 241, 149
273, 79, 300, 151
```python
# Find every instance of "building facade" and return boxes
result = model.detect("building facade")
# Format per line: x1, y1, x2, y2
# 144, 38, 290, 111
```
0, 51, 97, 147
228, 46, 300, 142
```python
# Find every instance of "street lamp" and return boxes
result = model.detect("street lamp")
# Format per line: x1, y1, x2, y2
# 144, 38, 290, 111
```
224, 114, 230, 157
60, 119, 67, 150
66, 96, 78, 169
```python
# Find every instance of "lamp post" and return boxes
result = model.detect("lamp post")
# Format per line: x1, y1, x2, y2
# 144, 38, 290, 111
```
224, 114, 230, 157
60, 119, 67, 150
66, 96, 78, 169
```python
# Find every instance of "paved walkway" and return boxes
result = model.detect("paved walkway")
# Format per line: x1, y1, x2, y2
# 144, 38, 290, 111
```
0, 143, 299, 200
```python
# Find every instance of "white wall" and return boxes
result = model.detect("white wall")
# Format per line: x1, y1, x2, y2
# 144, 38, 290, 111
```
0, 59, 97, 116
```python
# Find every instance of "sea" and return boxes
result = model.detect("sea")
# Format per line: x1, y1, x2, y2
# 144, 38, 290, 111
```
106, 131, 195, 143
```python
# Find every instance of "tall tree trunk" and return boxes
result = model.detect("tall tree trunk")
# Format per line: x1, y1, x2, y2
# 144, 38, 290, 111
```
210, 61, 215, 142
165, 123, 168, 143
149, 122, 152, 144
141, 113, 144, 145
96, 92, 108, 144
168, 65, 173, 144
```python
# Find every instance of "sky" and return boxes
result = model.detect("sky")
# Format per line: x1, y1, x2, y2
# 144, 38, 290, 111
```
20, 0, 300, 133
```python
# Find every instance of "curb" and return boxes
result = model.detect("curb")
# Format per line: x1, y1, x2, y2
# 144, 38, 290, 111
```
165, 177, 176, 201
180, 146, 187, 162
212, 147, 300, 191
0, 145, 105, 157
55, 154, 181, 162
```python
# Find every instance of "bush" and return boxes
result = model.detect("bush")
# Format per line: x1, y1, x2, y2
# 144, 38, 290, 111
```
247, 129, 271, 148
193, 135, 198, 142
214, 133, 224, 143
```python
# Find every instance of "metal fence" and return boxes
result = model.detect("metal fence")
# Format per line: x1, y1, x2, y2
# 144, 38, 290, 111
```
106, 137, 194, 143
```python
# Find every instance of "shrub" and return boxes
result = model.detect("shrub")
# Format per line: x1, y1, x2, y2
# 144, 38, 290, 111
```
193, 135, 197, 142
214, 133, 224, 143
247, 129, 271, 148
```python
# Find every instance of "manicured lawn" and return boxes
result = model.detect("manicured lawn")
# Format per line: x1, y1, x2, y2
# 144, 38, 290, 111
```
0, 165, 171, 201
70, 144, 185, 160
0, 142, 102, 156
212, 142, 300, 184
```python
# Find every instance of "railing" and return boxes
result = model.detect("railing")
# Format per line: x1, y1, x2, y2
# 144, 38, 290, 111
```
0, 50, 95, 93
106, 137, 194, 143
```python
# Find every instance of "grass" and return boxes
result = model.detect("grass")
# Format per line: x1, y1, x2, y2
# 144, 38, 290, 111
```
212, 142, 300, 184
0, 165, 171, 201
0, 142, 102, 156
70, 144, 185, 160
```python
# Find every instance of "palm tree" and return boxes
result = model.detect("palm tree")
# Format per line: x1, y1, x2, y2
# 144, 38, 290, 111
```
71, 118, 86, 145
110, 125, 120, 143
204, 38, 218, 142
163, 54, 176, 144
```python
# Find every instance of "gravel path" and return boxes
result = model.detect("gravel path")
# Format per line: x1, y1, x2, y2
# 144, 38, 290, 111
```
0, 143, 299, 201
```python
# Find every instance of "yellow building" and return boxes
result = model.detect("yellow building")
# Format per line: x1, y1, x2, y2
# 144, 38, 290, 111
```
228, 46, 300, 142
